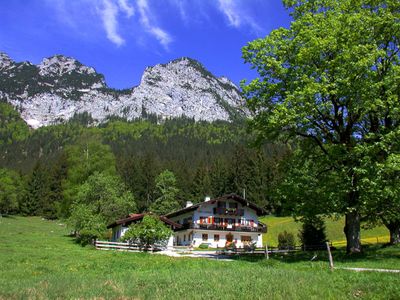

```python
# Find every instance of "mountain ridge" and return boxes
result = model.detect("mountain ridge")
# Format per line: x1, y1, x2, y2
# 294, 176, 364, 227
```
0, 53, 247, 128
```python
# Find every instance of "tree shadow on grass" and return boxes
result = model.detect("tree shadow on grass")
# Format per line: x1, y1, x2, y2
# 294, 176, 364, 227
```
0, 214, 17, 219
229, 244, 400, 266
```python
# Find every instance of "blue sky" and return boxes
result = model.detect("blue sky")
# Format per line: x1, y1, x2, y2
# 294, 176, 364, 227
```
0, 0, 291, 89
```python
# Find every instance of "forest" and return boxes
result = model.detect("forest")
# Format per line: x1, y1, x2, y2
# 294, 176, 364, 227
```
0, 102, 287, 232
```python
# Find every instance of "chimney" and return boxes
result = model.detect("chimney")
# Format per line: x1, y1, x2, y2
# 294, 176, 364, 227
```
186, 201, 193, 208
204, 196, 211, 202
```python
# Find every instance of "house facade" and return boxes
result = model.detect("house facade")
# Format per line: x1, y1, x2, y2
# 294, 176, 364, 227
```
165, 194, 267, 248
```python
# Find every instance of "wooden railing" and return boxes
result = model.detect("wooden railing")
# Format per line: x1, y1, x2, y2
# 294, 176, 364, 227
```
95, 240, 162, 252
176, 223, 267, 233
213, 207, 245, 216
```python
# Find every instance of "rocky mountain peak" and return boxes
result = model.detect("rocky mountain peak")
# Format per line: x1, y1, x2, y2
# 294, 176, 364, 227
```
38, 55, 97, 77
0, 53, 14, 70
1, 52, 247, 128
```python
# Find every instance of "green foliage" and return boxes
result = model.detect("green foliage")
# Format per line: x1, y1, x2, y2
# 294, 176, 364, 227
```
67, 204, 107, 245
62, 138, 117, 217
242, 0, 400, 253
278, 231, 296, 250
75, 172, 136, 224
149, 170, 180, 215
68, 172, 136, 244
0, 168, 22, 215
0, 102, 29, 145
298, 217, 327, 250
122, 215, 172, 248
0, 115, 286, 216
198, 243, 209, 249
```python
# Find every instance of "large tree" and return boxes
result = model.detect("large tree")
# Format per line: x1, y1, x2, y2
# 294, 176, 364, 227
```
149, 170, 180, 215
242, 0, 400, 253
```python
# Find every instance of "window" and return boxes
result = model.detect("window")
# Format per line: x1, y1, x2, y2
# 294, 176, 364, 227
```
214, 234, 220, 242
202, 234, 208, 241
229, 202, 238, 209
217, 201, 226, 208
241, 236, 252, 243
183, 234, 186, 242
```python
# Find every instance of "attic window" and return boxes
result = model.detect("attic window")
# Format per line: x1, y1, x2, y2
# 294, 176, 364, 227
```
229, 202, 238, 209
217, 201, 226, 208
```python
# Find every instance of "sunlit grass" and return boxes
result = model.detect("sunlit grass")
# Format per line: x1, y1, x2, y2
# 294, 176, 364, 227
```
0, 216, 399, 299
260, 215, 389, 247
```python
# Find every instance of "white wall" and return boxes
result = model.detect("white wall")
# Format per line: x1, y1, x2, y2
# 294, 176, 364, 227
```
174, 230, 263, 248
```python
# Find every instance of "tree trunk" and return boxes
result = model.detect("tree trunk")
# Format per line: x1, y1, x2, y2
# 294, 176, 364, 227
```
385, 221, 400, 245
344, 211, 362, 254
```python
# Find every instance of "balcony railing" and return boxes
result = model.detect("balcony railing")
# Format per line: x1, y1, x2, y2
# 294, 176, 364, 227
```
213, 207, 244, 216
176, 223, 267, 233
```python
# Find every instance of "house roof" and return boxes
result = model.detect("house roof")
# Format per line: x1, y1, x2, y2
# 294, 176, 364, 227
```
164, 193, 266, 218
107, 213, 182, 229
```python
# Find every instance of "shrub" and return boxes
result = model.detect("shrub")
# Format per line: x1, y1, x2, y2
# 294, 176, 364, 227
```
224, 241, 237, 251
278, 231, 296, 250
298, 217, 327, 250
198, 243, 209, 249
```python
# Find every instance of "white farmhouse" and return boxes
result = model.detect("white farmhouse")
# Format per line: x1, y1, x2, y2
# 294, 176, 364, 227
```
165, 194, 267, 248
108, 194, 267, 249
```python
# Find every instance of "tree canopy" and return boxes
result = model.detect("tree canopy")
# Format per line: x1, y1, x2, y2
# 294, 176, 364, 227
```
242, 0, 400, 252
122, 215, 172, 249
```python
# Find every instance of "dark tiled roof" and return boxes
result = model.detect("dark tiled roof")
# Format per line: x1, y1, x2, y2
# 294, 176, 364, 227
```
107, 213, 182, 229
164, 193, 266, 218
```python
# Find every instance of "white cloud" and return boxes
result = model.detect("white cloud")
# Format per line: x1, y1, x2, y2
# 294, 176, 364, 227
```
218, 0, 241, 27
118, 0, 135, 18
217, 0, 262, 33
137, 0, 172, 49
99, 0, 125, 46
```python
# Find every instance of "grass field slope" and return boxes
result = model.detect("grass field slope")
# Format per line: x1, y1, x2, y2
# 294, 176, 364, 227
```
260, 216, 390, 247
0, 216, 399, 299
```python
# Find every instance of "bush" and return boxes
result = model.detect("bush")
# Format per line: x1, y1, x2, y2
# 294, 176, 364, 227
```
278, 231, 296, 250
224, 241, 237, 251
298, 217, 327, 250
198, 243, 209, 249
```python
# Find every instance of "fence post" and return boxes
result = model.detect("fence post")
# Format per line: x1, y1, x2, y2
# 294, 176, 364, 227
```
326, 241, 334, 271
265, 242, 269, 260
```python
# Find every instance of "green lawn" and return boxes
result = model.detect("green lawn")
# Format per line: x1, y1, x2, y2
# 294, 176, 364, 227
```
0, 216, 399, 299
260, 215, 390, 247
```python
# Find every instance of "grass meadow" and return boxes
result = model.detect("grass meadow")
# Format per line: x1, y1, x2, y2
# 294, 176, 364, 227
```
260, 215, 390, 247
1, 216, 399, 299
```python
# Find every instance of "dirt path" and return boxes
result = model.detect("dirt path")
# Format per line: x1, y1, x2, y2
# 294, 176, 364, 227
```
336, 267, 400, 273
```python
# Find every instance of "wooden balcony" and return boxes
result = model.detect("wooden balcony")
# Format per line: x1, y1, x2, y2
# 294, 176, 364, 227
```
176, 223, 267, 233
213, 207, 245, 216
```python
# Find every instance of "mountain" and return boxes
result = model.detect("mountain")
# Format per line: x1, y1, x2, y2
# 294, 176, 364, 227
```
0, 53, 247, 128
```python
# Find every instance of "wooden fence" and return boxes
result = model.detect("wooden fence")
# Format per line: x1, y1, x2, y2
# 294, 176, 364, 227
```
95, 240, 161, 252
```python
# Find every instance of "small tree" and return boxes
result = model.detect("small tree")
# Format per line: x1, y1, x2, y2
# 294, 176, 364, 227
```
278, 231, 296, 250
298, 217, 327, 250
67, 204, 107, 245
0, 168, 21, 216
122, 215, 172, 249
